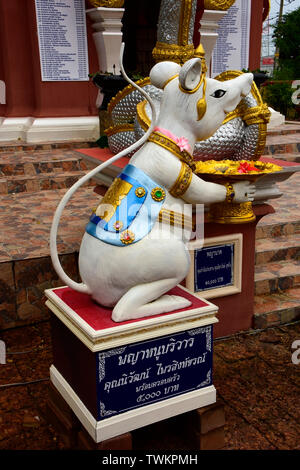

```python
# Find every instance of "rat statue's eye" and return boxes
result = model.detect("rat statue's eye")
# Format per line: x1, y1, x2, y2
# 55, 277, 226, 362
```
211, 89, 226, 98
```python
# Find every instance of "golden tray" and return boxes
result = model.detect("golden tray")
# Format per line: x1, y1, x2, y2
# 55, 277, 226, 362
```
195, 160, 282, 224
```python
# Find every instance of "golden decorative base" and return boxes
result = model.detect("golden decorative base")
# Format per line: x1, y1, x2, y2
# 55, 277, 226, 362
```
208, 201, 256, 224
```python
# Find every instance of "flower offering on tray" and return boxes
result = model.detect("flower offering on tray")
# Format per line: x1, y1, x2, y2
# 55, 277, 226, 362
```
195, 159, 282, 179
194, 160, 282, 224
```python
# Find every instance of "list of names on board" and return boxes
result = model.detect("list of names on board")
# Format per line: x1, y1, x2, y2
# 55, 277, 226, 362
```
211, 0, 251, 76
35, 0, 89, 81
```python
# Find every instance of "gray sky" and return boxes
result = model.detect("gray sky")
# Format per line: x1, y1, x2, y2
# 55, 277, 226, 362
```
269, 0, 300, 22
262, 0, 300, 56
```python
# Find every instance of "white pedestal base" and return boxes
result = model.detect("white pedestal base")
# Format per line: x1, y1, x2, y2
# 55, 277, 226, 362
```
50, 365, 216, 443
0, 117, 99, 144
267, 107, 285, 128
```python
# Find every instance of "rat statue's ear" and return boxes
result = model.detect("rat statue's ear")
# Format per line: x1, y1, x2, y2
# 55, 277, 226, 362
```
150, 61, 181, 89
178, 58, 202, 92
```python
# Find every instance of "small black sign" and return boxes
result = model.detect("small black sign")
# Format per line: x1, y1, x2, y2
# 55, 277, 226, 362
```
194, 243, 234, 292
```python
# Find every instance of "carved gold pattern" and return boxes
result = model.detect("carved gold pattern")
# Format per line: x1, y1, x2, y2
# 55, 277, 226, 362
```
152, 42, 195, 65
120, 230, 135, 245
104, 123, 134, 136
148, 131, 196, 171
203, 0, 236, 10
158, 208, 193, 230
215, 70, 271, 159
178, 0, 193, 46
169, 162, 193, 198
95, 177, 132, 222
107, 78, 151, 114
88, 0, 125, 7
208, 201, 256, 224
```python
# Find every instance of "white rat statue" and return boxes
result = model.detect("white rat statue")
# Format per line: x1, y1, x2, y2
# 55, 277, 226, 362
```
50, 44, 255, 322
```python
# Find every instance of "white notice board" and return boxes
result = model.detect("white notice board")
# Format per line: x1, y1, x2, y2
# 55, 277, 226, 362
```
211, 0, 251, 76
35, 0, 89, 81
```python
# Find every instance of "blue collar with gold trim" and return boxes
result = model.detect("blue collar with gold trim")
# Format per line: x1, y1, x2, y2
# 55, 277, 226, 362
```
86, 164, 166, 246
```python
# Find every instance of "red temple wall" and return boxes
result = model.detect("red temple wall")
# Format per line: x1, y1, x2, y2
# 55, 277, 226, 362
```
0, 0, 264, 119
0, 0, 98, 118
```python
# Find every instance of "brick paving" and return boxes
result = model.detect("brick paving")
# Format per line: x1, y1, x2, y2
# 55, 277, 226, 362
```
0, 320, 299, 450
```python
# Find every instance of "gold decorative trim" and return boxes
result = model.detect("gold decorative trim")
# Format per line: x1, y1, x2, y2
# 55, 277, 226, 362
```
194, 44, 207, 74
45, 291, 218, 353
197, 75, 207, 121
179, 72, 204, 95
148, 131, 196, 171
215, 70, 271, 159
87, 0, 124, 7
203, 0, 236, 10
107, 77, 151, 114
113, 221, 123, 232
224, 182, 235, 203
163, 74, 179, 89
178, 0, 193, 47
208, 201, 256, 224
152, 42, 195, 65
158, 208, 193, 230
104, 123, 134, 137
169, 162, 193, 198
179, 71, 207, 121
135, 187, 146, 198
120, 230, 135, 245
151, 187, 166, 202
96, 177, 132, 221
137, 100, 151, 132
195, 159, 282, 177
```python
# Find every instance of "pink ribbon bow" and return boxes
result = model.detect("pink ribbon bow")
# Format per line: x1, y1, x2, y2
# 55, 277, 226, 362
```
153, 127, 191, 153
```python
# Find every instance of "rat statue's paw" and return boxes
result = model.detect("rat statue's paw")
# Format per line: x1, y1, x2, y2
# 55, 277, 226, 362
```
232, 181, 256, 203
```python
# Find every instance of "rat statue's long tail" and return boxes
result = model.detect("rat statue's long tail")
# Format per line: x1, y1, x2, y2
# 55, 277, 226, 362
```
50, 43, 157, 294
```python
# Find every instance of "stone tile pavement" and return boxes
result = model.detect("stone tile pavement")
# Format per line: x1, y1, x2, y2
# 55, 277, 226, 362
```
0, 320, 299, 450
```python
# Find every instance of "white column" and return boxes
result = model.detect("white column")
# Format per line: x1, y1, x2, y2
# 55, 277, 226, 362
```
197, 10, 227, 77
86, 7, 125, 74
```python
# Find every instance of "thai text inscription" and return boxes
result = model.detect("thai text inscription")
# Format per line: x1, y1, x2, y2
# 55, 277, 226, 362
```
96, 326, 213, 420
194, 243, 234, 292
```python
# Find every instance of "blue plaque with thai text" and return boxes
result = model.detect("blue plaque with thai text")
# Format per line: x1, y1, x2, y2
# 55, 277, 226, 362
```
194, 243, 234, 292
96, 326, 213, 420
